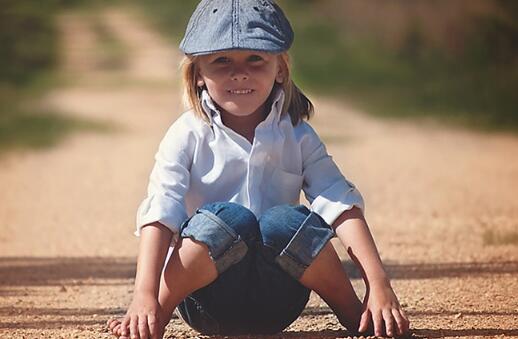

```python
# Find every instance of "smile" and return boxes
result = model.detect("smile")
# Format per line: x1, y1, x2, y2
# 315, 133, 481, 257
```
228, 89, 254, 94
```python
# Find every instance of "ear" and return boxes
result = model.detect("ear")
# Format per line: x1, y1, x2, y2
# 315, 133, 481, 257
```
197, 78, 205, 87
275, 68, 284, 84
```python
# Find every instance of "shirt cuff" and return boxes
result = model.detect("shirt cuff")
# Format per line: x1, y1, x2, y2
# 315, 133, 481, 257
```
135, 194, 187, 239
310, 180, 365, 227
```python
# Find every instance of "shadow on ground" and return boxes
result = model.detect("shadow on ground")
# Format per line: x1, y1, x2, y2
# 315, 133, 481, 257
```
343, 260, 518, 280
0, 257, 135, 287
2, 257, 517, 337
2, 257, 518, 287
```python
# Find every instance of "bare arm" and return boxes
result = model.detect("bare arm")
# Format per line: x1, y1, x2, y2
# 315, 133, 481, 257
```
332, 207, 409, 337
332, 207, 389, 286
120, 222, 173, 339
134, 222, 173, 296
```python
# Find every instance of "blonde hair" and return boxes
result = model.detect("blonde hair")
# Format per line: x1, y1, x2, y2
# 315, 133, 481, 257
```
180, 52, 313, 126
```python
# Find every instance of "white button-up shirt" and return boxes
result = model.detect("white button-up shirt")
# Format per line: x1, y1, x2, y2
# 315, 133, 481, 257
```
136, 89, 364, 242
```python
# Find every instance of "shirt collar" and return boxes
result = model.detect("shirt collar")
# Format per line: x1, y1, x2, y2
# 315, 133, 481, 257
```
200, 87, 285, 127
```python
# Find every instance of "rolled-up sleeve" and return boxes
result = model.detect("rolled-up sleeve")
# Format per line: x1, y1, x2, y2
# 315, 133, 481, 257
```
300, 123, 365, 226
135, 117, 194, 238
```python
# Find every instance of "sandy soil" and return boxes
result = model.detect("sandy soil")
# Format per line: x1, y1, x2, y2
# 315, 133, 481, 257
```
0, 6, 517, 339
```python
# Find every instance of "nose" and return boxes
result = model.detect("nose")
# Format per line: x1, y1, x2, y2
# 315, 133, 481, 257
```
230, 64, 249, 81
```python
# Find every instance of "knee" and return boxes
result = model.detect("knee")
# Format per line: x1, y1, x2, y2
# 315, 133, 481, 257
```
258, 204, 311, 253
196, 202, 259, 242
181, 202, 258, 274
259, 205, 335, 280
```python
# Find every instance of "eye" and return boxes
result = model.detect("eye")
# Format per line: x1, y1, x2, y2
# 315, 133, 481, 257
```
213, 56, 230, 64
248, 55, 264, 62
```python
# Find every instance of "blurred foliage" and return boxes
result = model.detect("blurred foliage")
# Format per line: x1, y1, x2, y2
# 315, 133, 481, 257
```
91, 15, 128, 71
0, 3, 56, 86
135, 0, 518, 131
282, 0, 518, 130
0, 0, 111, 154
0, 0, 98, 86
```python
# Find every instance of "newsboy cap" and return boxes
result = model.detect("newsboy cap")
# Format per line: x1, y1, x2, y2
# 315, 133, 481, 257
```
180, 0, 294, 55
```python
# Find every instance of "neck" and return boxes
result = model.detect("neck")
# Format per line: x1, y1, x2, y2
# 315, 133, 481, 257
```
220, 103, 268, 144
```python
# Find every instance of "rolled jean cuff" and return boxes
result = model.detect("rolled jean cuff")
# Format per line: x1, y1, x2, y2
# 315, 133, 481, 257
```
181, 209, 248, 274
274, 212, 334, 280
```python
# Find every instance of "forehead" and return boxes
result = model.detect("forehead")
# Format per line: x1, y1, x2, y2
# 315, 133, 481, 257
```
201, 49, 275, 60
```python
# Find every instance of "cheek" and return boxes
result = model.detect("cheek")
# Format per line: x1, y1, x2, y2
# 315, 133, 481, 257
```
261, 69, 277, 80
200, 70, 229, 89
204, 80, 230, 106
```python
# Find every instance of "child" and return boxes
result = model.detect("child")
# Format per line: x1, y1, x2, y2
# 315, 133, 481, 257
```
108, 0, 410, 338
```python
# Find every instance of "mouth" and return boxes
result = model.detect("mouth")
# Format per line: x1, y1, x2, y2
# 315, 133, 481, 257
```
227, 89, 254, 95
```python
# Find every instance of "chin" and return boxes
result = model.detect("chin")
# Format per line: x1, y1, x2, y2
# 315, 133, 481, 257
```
222, 104, 259, 117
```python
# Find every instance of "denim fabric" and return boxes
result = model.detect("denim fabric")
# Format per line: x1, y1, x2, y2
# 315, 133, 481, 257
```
260, 205, 335, 279
180, 0, 294, 55
176, 202, 334, 335
181, 204, 256, 273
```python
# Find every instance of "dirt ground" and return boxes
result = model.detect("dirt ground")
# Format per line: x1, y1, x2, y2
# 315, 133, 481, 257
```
1, 7, 517, 339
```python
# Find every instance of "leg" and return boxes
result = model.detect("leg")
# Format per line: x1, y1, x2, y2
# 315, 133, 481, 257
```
109, 202, 258, 338
259, 205, 363, 335
162, 202, 259, 335
299, 241, 364, 334
158, 237, 218, 326
108, 236, 217, 338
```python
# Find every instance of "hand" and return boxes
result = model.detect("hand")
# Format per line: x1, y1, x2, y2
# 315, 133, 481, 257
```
358, 282, 410, 337
119, 291, 162, 339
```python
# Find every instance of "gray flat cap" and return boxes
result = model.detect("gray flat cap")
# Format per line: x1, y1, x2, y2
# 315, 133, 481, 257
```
180, 0, 294, 55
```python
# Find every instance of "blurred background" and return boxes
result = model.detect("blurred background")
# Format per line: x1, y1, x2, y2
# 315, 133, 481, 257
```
1, 1, 518, 338
1, 0, 518, 156
141, 0, 518, 129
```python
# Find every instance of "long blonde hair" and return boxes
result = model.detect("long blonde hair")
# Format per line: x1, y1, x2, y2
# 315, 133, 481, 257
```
180, 52, 313, 125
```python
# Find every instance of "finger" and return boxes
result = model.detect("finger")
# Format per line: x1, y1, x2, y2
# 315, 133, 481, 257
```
400, 308, 411, 335
358, 309, 371, 333
372, 310, 384, 337
138, 315, 150, 339
130, 315, 140, 339
120, 316, 130, 337
114, 324, 121, 336
108, 318, 119, 331
392, 308, 407, 335
113, 319, 123, 332
382, 309, 395, 337
148, 313, 159, 339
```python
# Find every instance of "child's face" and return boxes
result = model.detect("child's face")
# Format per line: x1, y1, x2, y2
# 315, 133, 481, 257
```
196, 50, 284, 117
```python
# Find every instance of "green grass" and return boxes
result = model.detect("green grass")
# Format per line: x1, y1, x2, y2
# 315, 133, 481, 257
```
0, 100, 114, 154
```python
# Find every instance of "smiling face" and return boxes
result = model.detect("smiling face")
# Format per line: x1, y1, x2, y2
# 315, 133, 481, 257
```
196, 50, 284, 117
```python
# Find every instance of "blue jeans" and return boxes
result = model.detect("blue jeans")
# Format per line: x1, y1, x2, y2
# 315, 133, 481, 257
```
176, 202, 335, 335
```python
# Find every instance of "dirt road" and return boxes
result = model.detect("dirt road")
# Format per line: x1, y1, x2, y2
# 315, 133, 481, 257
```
1, 6, 517, 339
